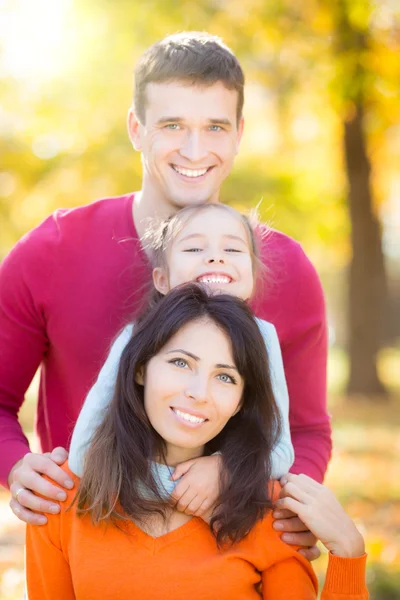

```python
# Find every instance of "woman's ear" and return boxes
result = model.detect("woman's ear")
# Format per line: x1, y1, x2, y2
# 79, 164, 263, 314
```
152, 267, 170, 295
135, 366, 145, 386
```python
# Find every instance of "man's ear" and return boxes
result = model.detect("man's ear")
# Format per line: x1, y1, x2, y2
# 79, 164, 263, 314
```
127, 108, 143, 151
135, 366, 145, 386
152, 267, 170, 295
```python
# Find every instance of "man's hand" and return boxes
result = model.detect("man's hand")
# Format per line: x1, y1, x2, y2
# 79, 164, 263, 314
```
273, 474, 320, 562
170, 454, 221, 520
8, 447, 73, 525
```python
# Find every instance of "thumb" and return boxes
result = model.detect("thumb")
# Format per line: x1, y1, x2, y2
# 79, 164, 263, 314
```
171, 458, 196, 481
50, 446, 69, 464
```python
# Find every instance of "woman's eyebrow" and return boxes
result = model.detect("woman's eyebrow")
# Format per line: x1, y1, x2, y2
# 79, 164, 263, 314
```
166, 349, 200, 361
216, 363, 239, 372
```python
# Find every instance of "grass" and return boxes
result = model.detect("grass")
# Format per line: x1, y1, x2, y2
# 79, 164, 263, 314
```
1, 349, 399, 599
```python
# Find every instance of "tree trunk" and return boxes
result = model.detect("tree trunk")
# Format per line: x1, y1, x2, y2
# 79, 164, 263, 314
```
343, 105, 388, 396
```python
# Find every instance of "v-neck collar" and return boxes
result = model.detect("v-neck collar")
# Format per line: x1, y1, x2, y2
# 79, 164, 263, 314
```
127, 517, 206, 554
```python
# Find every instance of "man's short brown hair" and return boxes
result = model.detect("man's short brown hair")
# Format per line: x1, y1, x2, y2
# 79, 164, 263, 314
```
133, 32, 245, 125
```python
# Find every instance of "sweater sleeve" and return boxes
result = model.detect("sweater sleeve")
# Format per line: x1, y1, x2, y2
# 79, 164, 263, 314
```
0, 222, 55, 488
286, 251, 331, 482
256, 318, 294, 478
68, 324, 133, 476
262, 553, 368, 600
25, 518, 76, 600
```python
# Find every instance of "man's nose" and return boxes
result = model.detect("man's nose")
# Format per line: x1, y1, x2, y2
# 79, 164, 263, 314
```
179, 131, 208, 162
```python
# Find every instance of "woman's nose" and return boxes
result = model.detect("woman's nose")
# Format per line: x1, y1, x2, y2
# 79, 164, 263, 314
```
185, 376, 209, 404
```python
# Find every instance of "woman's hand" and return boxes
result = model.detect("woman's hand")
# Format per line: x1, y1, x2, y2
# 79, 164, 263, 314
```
275, 473, 365, 558
170, 454, 221, 520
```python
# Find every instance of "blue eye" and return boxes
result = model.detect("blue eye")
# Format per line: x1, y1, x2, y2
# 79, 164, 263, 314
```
209, 125, 222, 132
217, 373, 237, 384
169, 358, 188, 369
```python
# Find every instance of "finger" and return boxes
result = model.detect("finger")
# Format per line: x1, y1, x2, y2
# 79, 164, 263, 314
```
171, 459, 196, 481
281, 531, 318, 547
170, 479, 190, 503
13, 471, 69, 502
285, 473, 320, 494
173, 486, 197, 513
183, 494, 202, 516
9, 498, 48, 526
275, 496, 303, 515
280, 481, 312, 504
193, 497, 213, 517
273, 516, 310, 533
272, 508, 296, 519
10, 486, 61, 515
22, 456, 74, 490
50, 447, 69, 464
298, 545, 321, 562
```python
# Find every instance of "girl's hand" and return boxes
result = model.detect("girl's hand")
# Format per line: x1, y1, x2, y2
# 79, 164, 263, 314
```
170, 454, 221, 520
275, 473, 365, 558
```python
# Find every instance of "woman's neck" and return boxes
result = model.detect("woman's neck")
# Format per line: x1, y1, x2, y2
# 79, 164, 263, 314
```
158, 443, 205, 468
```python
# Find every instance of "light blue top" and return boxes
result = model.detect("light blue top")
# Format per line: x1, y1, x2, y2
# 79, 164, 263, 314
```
69, 319, 294, 482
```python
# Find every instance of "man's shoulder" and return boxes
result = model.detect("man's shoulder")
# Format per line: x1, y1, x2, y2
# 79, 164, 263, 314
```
8, 193, 135, 260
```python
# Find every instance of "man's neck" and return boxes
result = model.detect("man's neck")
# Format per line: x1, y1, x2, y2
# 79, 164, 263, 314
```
133, 182, 176, 241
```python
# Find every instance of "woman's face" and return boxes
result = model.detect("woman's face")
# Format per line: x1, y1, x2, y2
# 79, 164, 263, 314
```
139, 318, 244, 465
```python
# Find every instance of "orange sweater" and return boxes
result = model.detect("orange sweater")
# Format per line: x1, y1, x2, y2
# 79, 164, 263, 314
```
26, 466, 368, 600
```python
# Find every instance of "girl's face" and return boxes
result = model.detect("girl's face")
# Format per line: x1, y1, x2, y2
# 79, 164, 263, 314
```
138, 318, 244, 466
153, 207, 255, 300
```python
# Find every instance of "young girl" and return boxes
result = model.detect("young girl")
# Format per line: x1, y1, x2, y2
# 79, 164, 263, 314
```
26, 285, 367, 599
69, 203, 294, 512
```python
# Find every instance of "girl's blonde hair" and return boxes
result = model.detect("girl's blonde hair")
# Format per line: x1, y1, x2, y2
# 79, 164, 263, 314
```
143, 203, 266, 293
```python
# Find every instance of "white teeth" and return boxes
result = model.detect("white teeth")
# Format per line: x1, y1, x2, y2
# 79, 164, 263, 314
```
173, 166, 208, 178
198, 275, 231, 284
174, 408, 205, 424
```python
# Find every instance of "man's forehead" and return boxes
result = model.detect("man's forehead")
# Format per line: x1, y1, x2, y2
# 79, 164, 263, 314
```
144, 80, 238, 120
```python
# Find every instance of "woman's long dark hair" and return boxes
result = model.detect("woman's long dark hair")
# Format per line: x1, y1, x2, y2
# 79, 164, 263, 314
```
76, 283, 281, 545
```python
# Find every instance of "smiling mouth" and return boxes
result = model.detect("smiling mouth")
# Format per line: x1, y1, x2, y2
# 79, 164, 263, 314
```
171, 407, 208, 425
197, 274, 233, 284
171, 165, 213, 178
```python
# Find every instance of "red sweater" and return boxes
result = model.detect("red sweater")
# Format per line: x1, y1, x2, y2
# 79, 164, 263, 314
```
25, 466, 368, 600
0, 194, 331, 486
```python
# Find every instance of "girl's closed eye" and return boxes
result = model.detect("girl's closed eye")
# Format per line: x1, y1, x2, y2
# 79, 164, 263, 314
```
183, 247, 203, 253
224, 248, 242, 253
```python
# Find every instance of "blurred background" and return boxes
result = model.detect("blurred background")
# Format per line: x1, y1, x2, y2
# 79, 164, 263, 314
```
0, 0, 399, 597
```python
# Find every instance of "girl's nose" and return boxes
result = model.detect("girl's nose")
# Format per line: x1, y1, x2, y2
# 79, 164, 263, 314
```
206, 255, 224, 264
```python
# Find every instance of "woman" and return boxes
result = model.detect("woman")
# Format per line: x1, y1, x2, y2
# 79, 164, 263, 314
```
26, 284, 367, 599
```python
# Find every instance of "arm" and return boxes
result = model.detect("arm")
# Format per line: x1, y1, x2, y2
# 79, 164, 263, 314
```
256, 319, 294, 478
26, 507, 75, 599
1, 222, 74, 523
68, 324, 133, 476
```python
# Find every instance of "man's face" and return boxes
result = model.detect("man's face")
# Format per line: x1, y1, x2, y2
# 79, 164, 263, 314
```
128, 81, 244, 209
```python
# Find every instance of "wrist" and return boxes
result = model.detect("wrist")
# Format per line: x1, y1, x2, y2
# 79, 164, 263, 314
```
331, 531, 365, 558
7, 457, 24, 488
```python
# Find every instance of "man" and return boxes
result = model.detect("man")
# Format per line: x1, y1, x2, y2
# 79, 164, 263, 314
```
0, 32, 331, 558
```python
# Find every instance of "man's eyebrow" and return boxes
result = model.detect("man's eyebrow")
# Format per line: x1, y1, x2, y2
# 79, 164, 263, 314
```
209, 118, 233, 127
156, 116, 183, 124
166, 349, 200, 361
